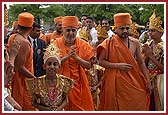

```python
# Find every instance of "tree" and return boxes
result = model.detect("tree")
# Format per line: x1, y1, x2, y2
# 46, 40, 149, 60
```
8, 4, 65, 28
8, 3, 164, 28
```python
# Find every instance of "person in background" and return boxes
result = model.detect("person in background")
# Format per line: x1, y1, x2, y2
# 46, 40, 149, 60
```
78, 21, 82, 30
78, 26, 89, 42
76, 14, 87, 37
43, 16, 63, 45
39, 26, 46, 40
101, 18, 114, 38
85, 56, 105, 110
96, 24, 108, 46
130, 22, 140, 39
28, 22, 46, 77
80, 14, 88, 27
139, 22, 151, 44
5, 21, 19, 44
85, 16, 98, 47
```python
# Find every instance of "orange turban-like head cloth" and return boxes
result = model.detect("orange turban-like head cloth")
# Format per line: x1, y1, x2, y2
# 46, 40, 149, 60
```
114, 13, 132, 27
18, 12, 34, 27
62, 16, 78, 28
54, 16, 63, 24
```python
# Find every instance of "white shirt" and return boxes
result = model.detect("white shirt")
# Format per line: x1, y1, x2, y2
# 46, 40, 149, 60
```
28, 35, 37, 48
77, 27, 98, 46
76, 28, 81, 37
89, 27, 98, 46
107, 29, 114, 38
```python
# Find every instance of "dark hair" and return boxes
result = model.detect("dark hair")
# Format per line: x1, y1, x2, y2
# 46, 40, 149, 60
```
86, 16, 94, 21
81, 14, 88, 18
33, 22, 41, 28
102, 18, 111, 25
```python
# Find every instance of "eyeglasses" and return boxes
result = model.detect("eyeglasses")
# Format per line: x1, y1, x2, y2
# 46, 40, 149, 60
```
65, 28, 77, 32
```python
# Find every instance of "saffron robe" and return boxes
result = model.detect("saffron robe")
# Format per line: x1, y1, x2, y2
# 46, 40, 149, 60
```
43, 32, 62, 45
54, 37, 94, 111
8, 34, 36, 110
97, 35, 150, 111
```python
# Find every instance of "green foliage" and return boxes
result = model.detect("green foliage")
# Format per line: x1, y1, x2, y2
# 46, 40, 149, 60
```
8, 3, 164, 28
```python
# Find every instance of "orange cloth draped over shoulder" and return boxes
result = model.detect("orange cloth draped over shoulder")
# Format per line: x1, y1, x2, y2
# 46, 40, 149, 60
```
54, 37, 94, 111
8, 34, 36, 110
43, 32, 62, 45
97, 34, 150, 111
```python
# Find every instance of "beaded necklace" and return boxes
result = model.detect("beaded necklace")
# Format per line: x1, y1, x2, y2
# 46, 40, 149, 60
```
45, 79, 57, 102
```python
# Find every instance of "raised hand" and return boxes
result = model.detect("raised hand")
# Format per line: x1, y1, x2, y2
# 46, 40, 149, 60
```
142, 44, 153, 58
70, 45, 78, 59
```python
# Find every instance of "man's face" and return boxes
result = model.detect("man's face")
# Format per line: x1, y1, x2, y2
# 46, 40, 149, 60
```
30, 27, 40, 38
149, 29, 163, 40
102, 20, 110, 31
33, 27, 41, 38
63, 27, 77, 45
86, 18, 93, 29
55, 22, 62, 33
81, 16, 87, 26
115, 25, 130, 39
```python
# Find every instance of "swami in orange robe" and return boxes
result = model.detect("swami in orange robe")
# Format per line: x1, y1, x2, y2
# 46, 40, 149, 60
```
8, 34, 36, 110
42, 16, 63, 45
97, 34, 150, 111
54, 36, 95, 111
97, 13, 150, 111
7, 12, 36, 111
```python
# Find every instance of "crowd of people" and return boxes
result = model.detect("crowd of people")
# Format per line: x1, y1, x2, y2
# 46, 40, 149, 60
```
3, 9, 164, 111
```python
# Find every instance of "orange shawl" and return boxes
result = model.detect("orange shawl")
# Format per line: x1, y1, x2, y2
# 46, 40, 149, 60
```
97, 35, 150, 111
8, 34, 36, 110
43, 32, 62, 45
54, 37, 94, 111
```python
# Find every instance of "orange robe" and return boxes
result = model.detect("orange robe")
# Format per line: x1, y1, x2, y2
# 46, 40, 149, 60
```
8, 34, 36, 110
97, 35, 150, 111
43, 32, 62, 45
54, 37, 94, 111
